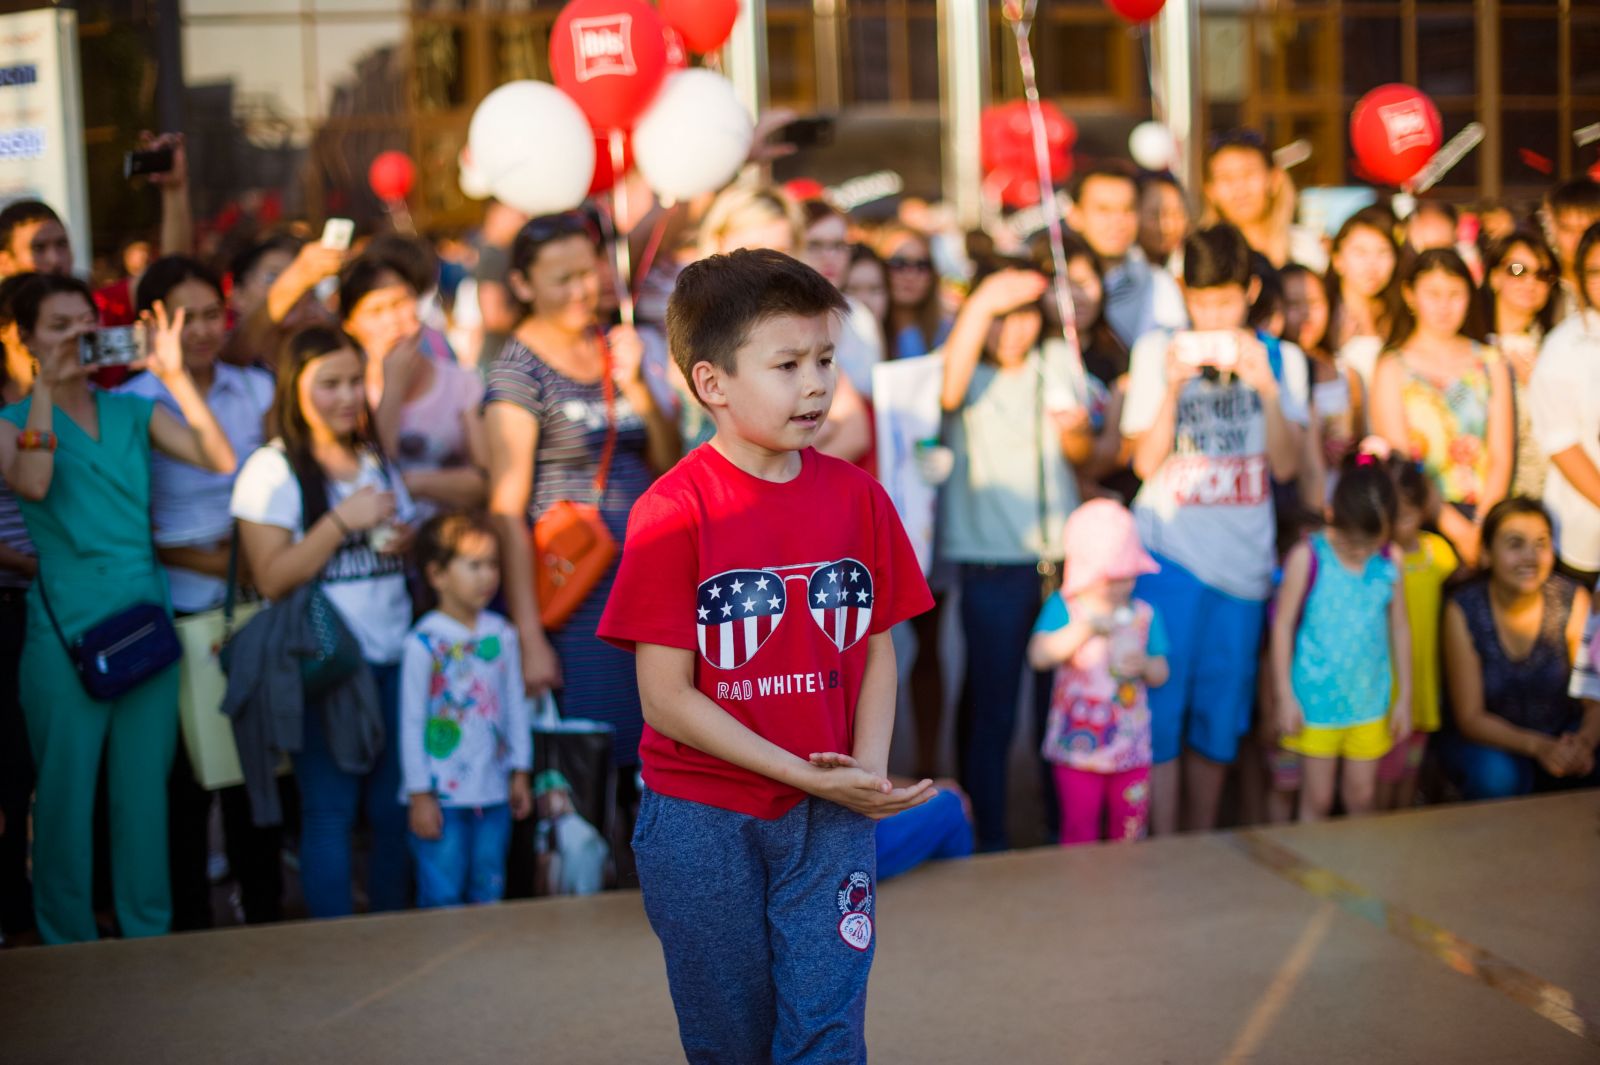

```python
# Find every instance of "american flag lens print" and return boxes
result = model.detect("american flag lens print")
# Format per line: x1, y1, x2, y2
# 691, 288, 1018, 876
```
808, 558, 873, 653
697, 569, 787, 670
694, 559, 876, 670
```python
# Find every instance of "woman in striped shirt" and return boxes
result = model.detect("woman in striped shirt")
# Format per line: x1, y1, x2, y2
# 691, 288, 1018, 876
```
483, 213, 678, 780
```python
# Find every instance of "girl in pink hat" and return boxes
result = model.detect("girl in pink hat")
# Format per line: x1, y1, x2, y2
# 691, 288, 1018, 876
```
1028, 500, 1170, 844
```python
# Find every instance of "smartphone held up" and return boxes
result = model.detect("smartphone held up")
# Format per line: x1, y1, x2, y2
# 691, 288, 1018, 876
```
1172, 330, 1241, 373
123, 147, 174, 180
79, 325, 147, 368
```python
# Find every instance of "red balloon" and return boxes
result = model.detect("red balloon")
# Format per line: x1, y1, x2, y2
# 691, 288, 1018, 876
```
980, 100, 1075, 179
589, 129, 635, 195
550, 0, 670, 131
660, 0, 740, 55
1350, 84, 1442, 187
368, 150, 415, 202
1104, 0, 1166, 23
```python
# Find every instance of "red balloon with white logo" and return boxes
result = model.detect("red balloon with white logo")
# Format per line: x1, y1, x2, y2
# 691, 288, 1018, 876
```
660, 0, 740, 55
368, 150, 415, 202
550, 0, 670, 131
1350, 84, 1443, 187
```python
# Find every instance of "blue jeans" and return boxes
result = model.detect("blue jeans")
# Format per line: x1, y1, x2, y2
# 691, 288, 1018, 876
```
1135, 553, 1265, 765
955, 563, 1053, 852
293, 662, 409, 918
410, 804, 512, 908
875, 789, 974, 880
632, 791, 877, 1065
1440, 732, 1600, 801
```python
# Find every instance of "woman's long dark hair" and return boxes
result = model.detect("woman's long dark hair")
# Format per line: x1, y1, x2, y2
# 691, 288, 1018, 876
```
1386, 248, 1485, 350
1052, 229, 1129, 381
0, 271, 39, 389
11, 273, 94, 338
1479, 496, 1553, 576
336, 253, 416, 325
1480, 228, 1559, 339
1323, 205, 1400, 350
272, 324, 384, 529
134, 255, 223, 317
1280, 263, 1329, 358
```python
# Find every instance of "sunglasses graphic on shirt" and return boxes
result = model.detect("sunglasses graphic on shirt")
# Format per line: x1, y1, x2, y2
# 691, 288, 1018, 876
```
696, 559, 875, 670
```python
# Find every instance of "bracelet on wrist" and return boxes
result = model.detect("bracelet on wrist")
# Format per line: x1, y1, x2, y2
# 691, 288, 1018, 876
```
16, 429, 56, 452
329, 509, 351, 537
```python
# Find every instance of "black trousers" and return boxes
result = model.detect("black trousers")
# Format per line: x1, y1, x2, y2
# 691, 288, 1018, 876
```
0, 590, 35, 938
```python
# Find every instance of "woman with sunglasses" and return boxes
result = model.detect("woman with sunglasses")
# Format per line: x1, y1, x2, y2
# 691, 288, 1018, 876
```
483, 212, 678, 815
877, 226, 952, 361
1482, 229, 1561, 500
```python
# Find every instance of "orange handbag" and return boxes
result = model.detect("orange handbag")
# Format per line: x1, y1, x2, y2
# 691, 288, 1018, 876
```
531, 339, 619, 631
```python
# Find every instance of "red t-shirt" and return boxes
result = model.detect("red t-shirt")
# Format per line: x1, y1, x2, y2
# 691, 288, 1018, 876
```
598, 444, 933, 819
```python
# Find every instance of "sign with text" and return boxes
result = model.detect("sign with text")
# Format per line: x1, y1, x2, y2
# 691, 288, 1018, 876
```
0, 8, 87, 272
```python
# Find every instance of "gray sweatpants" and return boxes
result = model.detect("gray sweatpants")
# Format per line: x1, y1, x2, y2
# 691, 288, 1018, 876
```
633, 789, 878, 1065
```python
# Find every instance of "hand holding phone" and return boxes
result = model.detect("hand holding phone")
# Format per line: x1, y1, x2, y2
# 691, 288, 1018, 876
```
1172, 330, 1241, 372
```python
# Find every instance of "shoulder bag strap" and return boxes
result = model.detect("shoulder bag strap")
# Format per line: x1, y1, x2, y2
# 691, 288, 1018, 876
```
591, 330, 618, 504
34, 567, 76, 656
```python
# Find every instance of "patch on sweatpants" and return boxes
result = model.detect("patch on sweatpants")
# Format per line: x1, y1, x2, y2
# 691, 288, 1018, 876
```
836, 871, 874, 951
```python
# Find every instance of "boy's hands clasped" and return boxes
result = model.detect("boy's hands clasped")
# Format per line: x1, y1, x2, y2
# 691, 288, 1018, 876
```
805, 752, 937, 820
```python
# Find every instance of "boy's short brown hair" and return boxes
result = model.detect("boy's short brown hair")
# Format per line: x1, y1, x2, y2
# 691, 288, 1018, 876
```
667, 248, 847, 405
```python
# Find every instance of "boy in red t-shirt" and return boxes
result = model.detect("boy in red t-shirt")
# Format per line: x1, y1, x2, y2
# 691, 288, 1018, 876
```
599, 248, 935, 1063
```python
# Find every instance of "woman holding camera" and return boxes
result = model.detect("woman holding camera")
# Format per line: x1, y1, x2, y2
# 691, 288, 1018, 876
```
0, 273, 235, 944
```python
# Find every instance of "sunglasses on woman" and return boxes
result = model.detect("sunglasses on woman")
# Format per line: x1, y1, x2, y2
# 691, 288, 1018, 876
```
887, 256, 933, 273
1503, 261, 1556, 284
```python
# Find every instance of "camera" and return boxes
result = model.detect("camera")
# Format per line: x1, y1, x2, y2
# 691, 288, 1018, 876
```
79, 326, 147, 368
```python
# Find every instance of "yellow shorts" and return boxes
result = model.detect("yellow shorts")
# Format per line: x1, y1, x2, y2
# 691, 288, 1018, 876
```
1280, 717, 1393, 761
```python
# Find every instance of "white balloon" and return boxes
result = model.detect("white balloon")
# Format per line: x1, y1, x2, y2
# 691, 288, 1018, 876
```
1128, 121, 1176, 172
468, 81, 594, 215
632, 70, 754, 202
458, 146, 492, 200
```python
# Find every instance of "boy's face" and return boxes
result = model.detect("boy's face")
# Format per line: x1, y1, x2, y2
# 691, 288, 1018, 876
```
1182, 283, 1250, 331
1205, 148, 1271, 228
2, 218, 72, 278
1548, 206, 1600, 274
695, 312, 836, 454
1071, 176, 1139, 262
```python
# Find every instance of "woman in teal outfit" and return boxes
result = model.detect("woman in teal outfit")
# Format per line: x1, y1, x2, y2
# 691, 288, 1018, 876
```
0, 274, 235, 944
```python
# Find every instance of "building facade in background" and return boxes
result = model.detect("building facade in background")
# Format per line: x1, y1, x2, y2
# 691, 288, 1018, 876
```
65, 0, 1600, 252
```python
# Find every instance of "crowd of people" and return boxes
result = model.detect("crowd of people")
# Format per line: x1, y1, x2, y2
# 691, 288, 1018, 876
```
1, 124, 1599, 948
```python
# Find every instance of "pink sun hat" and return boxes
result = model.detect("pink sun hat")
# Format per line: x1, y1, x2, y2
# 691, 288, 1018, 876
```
1061, 499, 1159, 598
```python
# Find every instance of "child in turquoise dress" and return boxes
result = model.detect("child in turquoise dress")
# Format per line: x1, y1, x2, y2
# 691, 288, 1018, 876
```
1271, 454, 1413, 821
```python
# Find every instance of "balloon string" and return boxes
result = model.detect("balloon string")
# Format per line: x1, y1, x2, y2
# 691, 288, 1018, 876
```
630, 201, 677, 305
1006, 11, 1086, 405
609, 129, 635, 327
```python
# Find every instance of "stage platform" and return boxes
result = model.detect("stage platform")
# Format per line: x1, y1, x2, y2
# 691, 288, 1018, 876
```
3, 791, 1597, 1064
